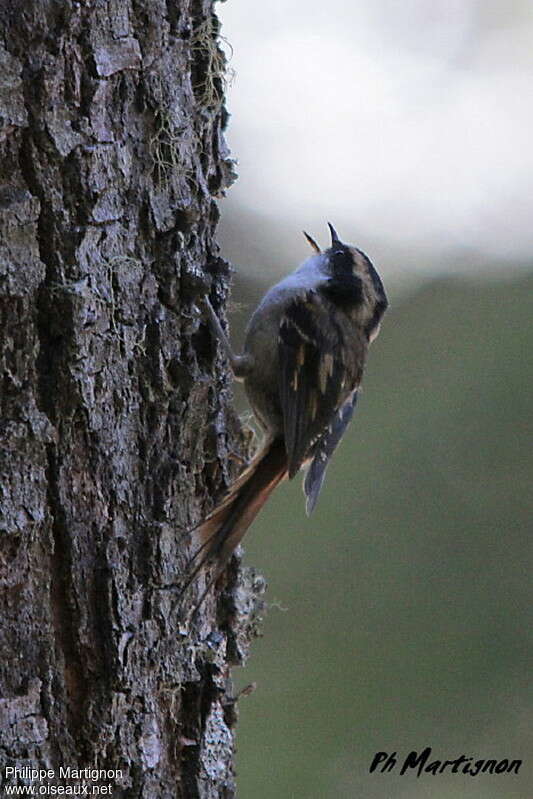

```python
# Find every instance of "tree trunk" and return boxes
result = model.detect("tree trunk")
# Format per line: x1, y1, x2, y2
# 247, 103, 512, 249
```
0, 2, 262, 796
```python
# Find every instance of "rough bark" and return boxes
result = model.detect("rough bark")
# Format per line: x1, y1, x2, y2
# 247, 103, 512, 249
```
0, 2, 263, 796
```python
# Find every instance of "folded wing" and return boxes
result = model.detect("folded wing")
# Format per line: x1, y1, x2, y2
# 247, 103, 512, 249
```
278, 291, 364, 487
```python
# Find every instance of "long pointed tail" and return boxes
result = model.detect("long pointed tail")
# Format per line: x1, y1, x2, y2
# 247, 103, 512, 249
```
181, 438, 287, 613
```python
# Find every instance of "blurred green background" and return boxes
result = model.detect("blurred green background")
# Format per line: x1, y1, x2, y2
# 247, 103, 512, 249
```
217, 221, 532, 799
215, 0, 533, 795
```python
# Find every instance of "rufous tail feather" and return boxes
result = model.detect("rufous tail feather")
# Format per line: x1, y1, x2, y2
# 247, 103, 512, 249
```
180, 438, 287, 616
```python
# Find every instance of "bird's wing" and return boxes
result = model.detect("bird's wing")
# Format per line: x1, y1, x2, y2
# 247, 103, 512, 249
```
278, 291, 363, 478
303, 390, 358, 515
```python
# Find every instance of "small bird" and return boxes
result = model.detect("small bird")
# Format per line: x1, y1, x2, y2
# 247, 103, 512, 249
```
183, 223, 388, 612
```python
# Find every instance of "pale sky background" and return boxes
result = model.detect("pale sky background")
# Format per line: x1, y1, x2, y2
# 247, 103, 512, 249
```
218, 0, 533, 275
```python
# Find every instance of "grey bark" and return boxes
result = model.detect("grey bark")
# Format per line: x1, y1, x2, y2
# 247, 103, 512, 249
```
0, 2, 264, 796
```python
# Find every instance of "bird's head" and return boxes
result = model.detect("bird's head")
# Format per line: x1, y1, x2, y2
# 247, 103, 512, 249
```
302, 223, 386, 300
